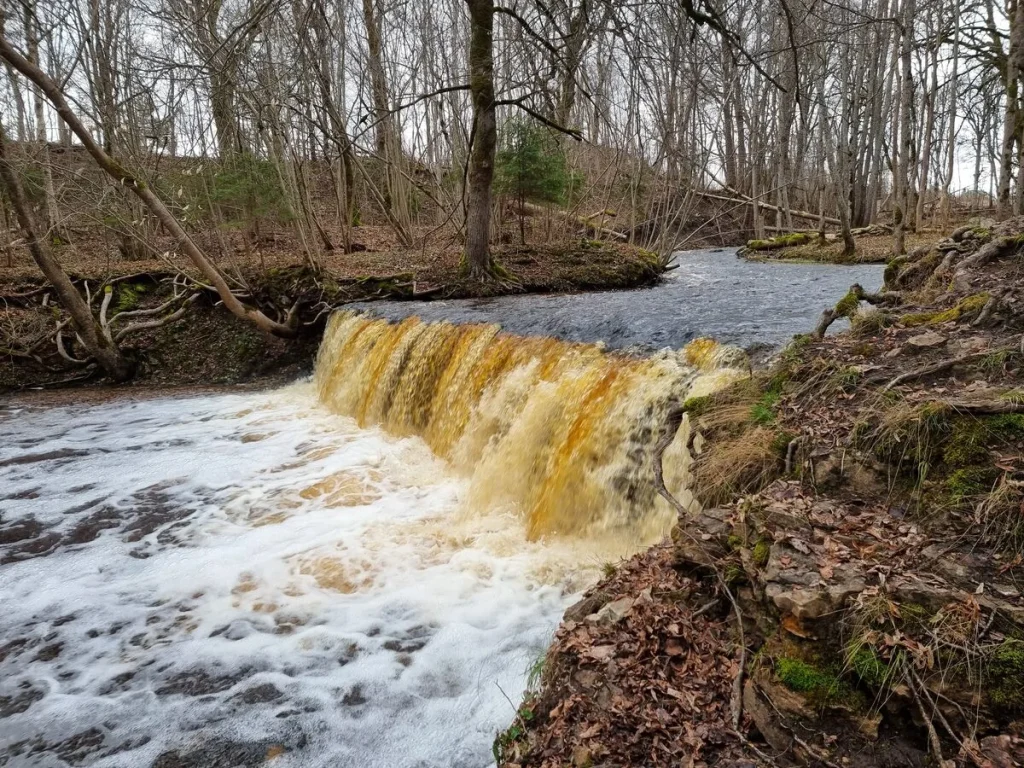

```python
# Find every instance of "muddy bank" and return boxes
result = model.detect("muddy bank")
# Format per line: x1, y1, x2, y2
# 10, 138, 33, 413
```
1, 239, 662, 392
502, 222, 1024, 767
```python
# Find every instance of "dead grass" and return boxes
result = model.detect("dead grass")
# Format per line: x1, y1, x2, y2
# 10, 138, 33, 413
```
693, 426, 783, 506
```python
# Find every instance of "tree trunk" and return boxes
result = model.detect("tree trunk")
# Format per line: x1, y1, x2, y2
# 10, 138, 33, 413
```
463, 0, 497, 280
938, 0, 960, 224
24, 1, 60, 238
999, 0, 1022, 217
893, 0, 915, 255
0, 119, 133, 381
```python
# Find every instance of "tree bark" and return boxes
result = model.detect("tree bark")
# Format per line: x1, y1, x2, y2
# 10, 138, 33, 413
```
464, 0, 498, 280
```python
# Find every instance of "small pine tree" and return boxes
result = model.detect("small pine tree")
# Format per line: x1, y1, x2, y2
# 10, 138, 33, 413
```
495, 121, 577, 243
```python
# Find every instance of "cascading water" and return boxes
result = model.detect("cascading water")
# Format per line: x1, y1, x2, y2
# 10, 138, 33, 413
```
0, 315, 741, 768
314, 313, 740, 541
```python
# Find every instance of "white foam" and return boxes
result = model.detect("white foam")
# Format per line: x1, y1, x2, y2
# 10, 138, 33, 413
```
0, 384, 639, 767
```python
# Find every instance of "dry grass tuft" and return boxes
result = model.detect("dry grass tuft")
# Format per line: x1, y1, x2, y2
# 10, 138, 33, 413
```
692, 426, 783, 506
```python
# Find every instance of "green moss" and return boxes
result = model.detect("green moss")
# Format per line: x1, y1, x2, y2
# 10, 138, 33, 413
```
752, 539, 771, 567
849, 646, 890, 688
943, 414, 1024, 468
902, 293, 989, 327
113, 282, 149, 313
943, 420, 991, 466
988, 640, 1024, 714
897, 602, 932, 632
746, 233, 812, 252
945, 467, 998, 502
884, 255, 909, 287
681, 395, 713, 418
776, 658, 840, 696
724, 563, 746, 585
834, 289, 861, 319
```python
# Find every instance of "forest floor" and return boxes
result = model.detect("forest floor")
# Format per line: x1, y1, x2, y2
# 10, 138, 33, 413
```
0, 226, 662, 392
498, 221, 1024, 768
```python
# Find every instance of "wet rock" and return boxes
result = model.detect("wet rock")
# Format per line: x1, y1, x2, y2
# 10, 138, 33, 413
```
51, 728, 106, 765
564, 590, 611, 623
0, 682, 44, 717
341, 685, 367, 706
905, 330, 946, 351
0, 531, 60, 564
0, 637, 29, 662
587, 596, 634, 625
156, 668, 252, 697
0, 448, 89, 468
382, 637, 428, 653
0, 517, 43, 544
66, 507, 124, 545
98, 670, 137, 695
153, 738, 299, 768
742, 680, 790, 752
234, 683, 284, 704
4, 728, 107, 766
33, 642, 63, 661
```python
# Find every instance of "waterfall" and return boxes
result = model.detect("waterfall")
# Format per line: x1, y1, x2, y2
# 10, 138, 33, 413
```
314, 312, 741, 543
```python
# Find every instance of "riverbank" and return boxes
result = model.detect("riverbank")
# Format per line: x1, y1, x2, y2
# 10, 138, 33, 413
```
500, 221, 1024, 767
738, 228, 944, 264
0, 234, 661, 392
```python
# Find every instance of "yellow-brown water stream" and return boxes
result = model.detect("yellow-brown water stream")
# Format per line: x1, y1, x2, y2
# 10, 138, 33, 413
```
315, 312, 738, 543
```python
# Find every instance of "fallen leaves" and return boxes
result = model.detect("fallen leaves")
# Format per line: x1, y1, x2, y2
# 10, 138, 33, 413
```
505, 544, 752, 768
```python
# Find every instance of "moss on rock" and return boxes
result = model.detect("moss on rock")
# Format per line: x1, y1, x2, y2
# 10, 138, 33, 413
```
988, 640, 1024, 714
902, 293, 989, 327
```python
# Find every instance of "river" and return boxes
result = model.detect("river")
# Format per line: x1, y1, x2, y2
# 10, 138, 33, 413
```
0, 252, 883, 767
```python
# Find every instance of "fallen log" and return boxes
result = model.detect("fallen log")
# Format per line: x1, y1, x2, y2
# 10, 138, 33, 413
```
692, 188, 841, 227
519, 201, 627, 240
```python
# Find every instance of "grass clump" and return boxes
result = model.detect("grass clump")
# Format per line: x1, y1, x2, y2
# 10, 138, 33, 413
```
681, 394, 713, 418
848, 646, 892, 688
750, 389, 781, 425
883, 255, 910, 288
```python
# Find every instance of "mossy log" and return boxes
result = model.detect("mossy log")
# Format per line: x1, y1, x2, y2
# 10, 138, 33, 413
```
744, 232, 813, 252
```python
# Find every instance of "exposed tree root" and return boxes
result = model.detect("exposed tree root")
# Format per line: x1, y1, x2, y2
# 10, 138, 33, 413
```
877, 350, 998, 392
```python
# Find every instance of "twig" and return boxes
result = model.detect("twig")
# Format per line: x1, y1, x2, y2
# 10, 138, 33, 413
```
907, 670, 949, 768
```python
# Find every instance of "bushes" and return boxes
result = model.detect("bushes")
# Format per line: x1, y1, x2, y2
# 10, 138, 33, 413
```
161, 154, 293, 231
495, 120, 578, 208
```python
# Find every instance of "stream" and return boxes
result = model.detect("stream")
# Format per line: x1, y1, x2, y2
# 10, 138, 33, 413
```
0, 252, 883, 768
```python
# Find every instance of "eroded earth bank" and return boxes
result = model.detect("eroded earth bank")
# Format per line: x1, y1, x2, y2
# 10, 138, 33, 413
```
496, 223, 1024, 768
